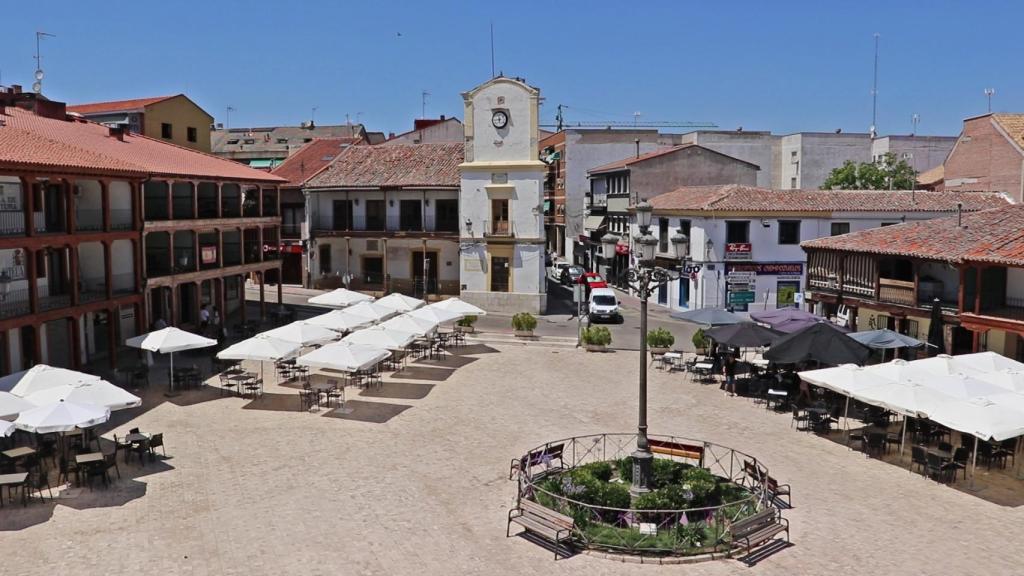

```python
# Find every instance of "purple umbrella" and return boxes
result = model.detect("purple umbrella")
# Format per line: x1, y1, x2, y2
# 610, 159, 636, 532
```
749, 307, 843, 334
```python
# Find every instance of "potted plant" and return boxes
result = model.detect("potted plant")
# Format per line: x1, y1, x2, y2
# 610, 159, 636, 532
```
692, 328, 708, 355
582, 326, 612, 352
646, 328, 675, 355
512, 312, 537, 338
456, 314, 478, 334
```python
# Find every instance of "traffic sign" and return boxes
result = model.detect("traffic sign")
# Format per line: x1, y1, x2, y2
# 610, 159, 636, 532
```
728, 291, 756, 304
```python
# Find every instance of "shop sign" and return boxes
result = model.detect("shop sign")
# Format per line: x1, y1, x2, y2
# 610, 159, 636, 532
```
728, 290, 756, 304
726, 262, 803, 276
724, 243, 752, 261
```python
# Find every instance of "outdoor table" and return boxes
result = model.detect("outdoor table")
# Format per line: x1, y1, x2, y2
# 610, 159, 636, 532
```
751, 358, 770, 368
693, 362, 714, 382
2, 446, 36, 460
930, 448, 953, 461
0, 472, 28, 507
766, 389, 788, 411
75, 452, 104, 465
662, 352, 682, 371
125, 432, 151, 444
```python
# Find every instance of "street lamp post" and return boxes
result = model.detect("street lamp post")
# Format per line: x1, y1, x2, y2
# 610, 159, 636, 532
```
616, 201, 690, 498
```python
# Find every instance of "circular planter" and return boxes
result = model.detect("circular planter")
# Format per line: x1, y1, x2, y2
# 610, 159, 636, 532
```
585, 344, 608, 352
514, 330, 535, 338
649, 346, 670, 356
456, 325, 475, 334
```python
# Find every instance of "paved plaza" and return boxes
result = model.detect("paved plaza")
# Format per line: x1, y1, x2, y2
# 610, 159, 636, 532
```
3, 343, 1024, 575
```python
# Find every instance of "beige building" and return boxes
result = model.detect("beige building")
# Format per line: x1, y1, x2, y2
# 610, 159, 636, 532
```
67, 94, 214, 152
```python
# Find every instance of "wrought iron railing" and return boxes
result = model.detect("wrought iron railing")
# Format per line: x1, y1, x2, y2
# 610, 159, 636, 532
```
0, 289, 31, 319
0, 210, 26, 236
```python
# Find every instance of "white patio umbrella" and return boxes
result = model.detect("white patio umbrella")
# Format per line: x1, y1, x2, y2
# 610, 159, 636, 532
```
344, 301, 399, 324
375, 293, 425, 313
428, 297, 486, 317
406, 306, 463, 325
304, 309, 376, 333
0, 419, 14, 437
297, 342, 391, 373
0, 365, 101, 396
126, 327, 217, 392
218, 336, 302, 382
342, 326, 417, 350
912, 354, 984, 377
0, 391, 36, 419
907, 372, 1005, 401
953, 351, 1024, 373
14, 400, 110, 434
24, 381, 142, 412
260, 321, 339, 347
799, 364, 899, 440
307, 288, 374, 308
975, 370, 1024, 394
379, 314, 438, 337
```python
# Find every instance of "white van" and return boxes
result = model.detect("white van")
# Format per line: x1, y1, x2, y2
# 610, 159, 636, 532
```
588, 288, 621, 323
549, 261, 570, 282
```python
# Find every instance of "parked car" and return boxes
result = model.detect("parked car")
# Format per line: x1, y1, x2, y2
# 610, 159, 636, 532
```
588, 287, 621, 323
577, 272, 607, 290
560, 265, 585, 286
549, 261, 570, 282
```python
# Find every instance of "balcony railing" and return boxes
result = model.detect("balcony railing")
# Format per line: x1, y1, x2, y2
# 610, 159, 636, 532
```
39, 291, 71, 312
0, 289, 31, 319
484, 219, 513, 237
111, 209, 133, 231
979, 296, 1024, 321
878, 278, 915, 306
0, 210, 26, 236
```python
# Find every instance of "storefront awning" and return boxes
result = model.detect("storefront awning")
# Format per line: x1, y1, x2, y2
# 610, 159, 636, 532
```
606, 196, 630, 214
248, 159, 274, 168
583, 215, 606, 231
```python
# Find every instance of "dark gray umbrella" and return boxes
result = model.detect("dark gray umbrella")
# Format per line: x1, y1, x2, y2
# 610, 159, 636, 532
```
927, 298, 946, 357
764, 322, 871, 366
706, 322, 783, 348
670, 308, 744, 327
848, 329, 925, 350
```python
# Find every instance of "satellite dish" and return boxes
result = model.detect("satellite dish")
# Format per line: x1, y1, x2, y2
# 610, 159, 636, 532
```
34, 69, 44, 81
32, 82, 42, 93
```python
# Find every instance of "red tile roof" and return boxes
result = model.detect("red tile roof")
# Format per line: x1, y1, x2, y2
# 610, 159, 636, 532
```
271, 138, 362, 187
67, 96, 175, 115
802, 205, 1024, 265
649, 184, 1010, 214
305, 143, 463, 189
0, 107, 283, 182
588, 144, 759, 175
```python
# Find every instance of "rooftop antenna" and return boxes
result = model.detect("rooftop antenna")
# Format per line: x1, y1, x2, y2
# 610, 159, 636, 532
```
421, 90, 430, 119
33, 31, 56, 94
490, 21, 496, 78
633, 111, 642, 127
225, 106, 235, 130
870, 33, 880, 137
911, 113, 920, 136
555, 104, 565, 132
984, 88, 995, 113
311, 106, 318, 124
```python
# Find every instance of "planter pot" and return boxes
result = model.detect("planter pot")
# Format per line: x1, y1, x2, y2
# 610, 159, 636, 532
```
585, 344, 608, 352
514, 330, 535, 338
456, 325, 475, 334
649, 346, 670, 356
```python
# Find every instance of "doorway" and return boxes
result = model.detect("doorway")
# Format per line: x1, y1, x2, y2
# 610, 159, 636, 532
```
491, 256, 510, 292
19, 325, 36, 368
412, 251, 438, 297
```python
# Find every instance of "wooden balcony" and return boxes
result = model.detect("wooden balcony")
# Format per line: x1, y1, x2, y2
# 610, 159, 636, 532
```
878, 278, 915, 306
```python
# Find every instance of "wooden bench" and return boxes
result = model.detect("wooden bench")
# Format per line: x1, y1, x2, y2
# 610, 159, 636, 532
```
648, 439, 705, 466
507, 499, 575, 560
509, 443, 565, 480
730, 508, 789, 555
742, 460, 763, 487
764, 474, 792, 507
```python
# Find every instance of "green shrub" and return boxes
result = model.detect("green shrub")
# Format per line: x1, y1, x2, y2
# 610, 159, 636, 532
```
582, 325, 612, 346
456, 314, 477, 327
692, 328, 708, 350
512, 312, 537, 331
680, 467, 717, 506
646, 327, 675, 348
651, 458, 691, 488
577, 461, 614, 482
616, 457, 633, 483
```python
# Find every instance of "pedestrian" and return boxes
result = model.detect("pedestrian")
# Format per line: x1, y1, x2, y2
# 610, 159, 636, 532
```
212, 306, 222, 340
199, 304, 210, 335
722, 353, 737, 397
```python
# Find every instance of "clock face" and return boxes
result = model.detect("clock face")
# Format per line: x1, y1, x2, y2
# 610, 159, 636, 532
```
492, 110, 509, 129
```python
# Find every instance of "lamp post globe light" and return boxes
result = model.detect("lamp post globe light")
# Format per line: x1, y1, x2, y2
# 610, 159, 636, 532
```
624, 203, 691, 499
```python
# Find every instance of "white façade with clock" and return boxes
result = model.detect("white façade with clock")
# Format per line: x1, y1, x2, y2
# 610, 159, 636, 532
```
491, 109, 508, 129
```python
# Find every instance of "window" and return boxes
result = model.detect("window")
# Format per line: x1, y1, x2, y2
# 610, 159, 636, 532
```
318, 245, 332, 274
187, 127, 197, 143
161, 123, 172, 139
365, 199, 385, 230
790, 177, 797, 189
725, 220, 750, 244
778, 220, 801, 245
227, 139, 239, 145
435, 199, 459, 232
363, 257, 384, 285
830, 222, 851, 236
491, 198, 510, 235
658, 218, 669, 253
332, 199, 353, 231
678, 276, 690, 308
399, 200, 422, 231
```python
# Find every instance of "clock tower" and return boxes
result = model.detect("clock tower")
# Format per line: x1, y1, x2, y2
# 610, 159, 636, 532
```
458, 77, 547, 313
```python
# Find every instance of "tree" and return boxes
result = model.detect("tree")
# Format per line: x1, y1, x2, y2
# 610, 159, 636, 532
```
822, 152, 917, 190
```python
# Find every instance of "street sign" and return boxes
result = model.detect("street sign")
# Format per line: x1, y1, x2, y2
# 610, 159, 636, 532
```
726, 271, 757, 283
726, 283, 751, 291
728, 291, 756, 304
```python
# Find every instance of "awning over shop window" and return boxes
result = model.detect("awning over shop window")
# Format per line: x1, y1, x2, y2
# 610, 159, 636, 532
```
248, 159, 274, 168
606, 196, 631, 214
583, 215, 606, 231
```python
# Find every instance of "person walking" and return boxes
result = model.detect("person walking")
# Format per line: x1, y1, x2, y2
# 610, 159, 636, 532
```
211, 306, 222, 340
199, 304, 210, 336
722, 352, 737, 397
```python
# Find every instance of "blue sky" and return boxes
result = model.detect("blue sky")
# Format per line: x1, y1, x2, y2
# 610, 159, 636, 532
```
1, 1, 1020, 136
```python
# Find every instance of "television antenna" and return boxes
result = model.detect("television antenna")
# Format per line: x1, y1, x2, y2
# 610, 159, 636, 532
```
225, 106, 236, 130
984, 88, 995, 113
33, 31, 56, 94
421, 90, 430, 119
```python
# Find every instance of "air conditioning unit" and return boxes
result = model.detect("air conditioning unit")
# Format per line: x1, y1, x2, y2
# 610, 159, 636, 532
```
366, 239, 380, 252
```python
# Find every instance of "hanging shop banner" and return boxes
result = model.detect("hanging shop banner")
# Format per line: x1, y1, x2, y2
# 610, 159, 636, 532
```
725, 262, 803, 276
724, 243, 752, 261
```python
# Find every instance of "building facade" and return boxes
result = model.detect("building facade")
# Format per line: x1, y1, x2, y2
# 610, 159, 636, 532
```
458, 77, 547, 313
211, 123, 366, 169
67, 94, 214, 152
942, 113, 1024, 202
631, 186, 1010, 315
303, 143, 463, 298
383, 117, 464, 145
803, 205, 1024, 361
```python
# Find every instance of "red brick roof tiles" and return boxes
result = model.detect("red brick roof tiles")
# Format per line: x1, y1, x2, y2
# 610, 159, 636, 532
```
649, 184, 1010, 214
305, 143, 463, 189
802, 205, 1024, 265
271, 138, 361, 187
67, 96, 175, 115
0, 107, 282, 182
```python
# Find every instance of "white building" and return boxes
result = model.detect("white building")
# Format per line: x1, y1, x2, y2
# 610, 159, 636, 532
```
458, 77, 547, 313
632, 185, 1011, 314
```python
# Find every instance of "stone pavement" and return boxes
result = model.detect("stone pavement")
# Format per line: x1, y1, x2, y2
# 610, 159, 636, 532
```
8, 344, 1023, 575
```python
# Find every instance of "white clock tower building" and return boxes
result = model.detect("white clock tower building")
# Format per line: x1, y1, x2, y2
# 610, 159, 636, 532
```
458, 77, 547, 313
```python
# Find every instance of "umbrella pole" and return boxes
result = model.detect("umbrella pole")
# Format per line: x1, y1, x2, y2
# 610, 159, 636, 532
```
899, 417, 907, 456
970, 436, 979, 491
843, 396, 850, 438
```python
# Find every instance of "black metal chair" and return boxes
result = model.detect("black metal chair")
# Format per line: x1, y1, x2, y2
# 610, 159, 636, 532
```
791, 406, 809, 432
148, 434, 165, 459
910, 445, 928, 475
948, 447, 969, 481
925, 452, 951, 483
865, 433, 886, 457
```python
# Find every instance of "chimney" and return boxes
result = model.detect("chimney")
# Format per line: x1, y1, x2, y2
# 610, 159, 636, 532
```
635, 138, 640, 159
957, 202, 963, 228
388, 132, 395, 139
108, 125, 126, 141
440, 114, 445, 121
